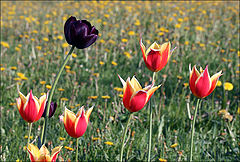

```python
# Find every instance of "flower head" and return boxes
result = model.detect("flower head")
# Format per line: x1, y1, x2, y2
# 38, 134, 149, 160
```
63, 106, 93, 138
27, 143, 62, 162
189, 65, 222, 98
118, 75, 160, 112
42, 101, 57, 118
140, 38, 175, 72
16, 90, 47, 123
64, 16, 98, 49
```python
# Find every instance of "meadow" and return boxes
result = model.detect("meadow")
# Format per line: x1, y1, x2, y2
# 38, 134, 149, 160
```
0, 1, 239, 161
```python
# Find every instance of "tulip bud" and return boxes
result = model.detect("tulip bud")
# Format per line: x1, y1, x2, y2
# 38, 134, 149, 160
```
64, 16, 99, 49
42, 101, 57, 118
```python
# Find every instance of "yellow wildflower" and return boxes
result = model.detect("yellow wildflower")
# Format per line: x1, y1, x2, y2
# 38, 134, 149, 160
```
183, 83, 189, 87
40, 81, 46, 85
24, 135, 33, 139
9, 103, 16, 106
58, 88, 65, 91
57, 35, 63, 40
102, 96, 110, 99
99, 61, 105, 65
14, 77, 21, 81
1, 67, 5, 71
43, 37, 49, 42
1, 41, 10, 48
195, 26, 204, 31
121, 38, 128, 43
46, 85, 52, 89
118, 94, 123, 98
224, 82, 233, 91
72, 53, 77, 58
61, 98, 69, 101
88, 96, 98, 99
159, 158, 167, 162
64, 146, 74, 151
175, 24, 181, 28
62, 43, 68, 48
92, 137, 101, 141
114, 87, 123, 92
65, 65, 71, 69
170, 143, 178, 148
128, 31, 135, 36
111, 61, 117, 66
15, 47, 21, 51
104, 141, 113, 145
216, 80, 222, 87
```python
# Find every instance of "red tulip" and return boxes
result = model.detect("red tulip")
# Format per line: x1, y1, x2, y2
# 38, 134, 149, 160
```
140, 38, 173, 72
16, 90, 47, 123
189, 65, 222, 98
63, 106, 93, 138
118, 75, 160, 112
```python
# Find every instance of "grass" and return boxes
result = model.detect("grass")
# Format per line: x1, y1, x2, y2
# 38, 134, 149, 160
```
0, 1, 239, 161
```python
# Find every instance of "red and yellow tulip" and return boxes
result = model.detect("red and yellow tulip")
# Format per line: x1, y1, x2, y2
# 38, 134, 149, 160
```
140, 38, 172, 72
63, 106, 93, 138
189, 65, 222, 98
118, 75, 160, 112
27, 143, 62, 162
16, 90, 47, 123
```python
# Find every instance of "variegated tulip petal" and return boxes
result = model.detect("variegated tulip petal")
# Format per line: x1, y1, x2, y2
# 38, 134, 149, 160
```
145, 50, 162, 72
123, 80, 135, 110
118, 74, 126, 88
74, 110, 87, 138
63, 108, 77, 137
146, 42, 160, 55
146, 85, 161, 103
38, 154, 51, 161
18, 91, 27, 105
207, 70, 222, 96
84, 106, 94, 124
76, 106, 84, 118
34, 94, 47, 121
23, 91, 40, 122
50, 146, 62, 162
195, 66, 211, 98
143, 84, 153, 91
27, 143, 40, 162
130, 76, 142, 91
39, 145, 50, 157
160, 42, 171, 60
189, 65, 200, 96
140, 38, 146, 60
16, 97, 27, 120
158, 43, 170, 71
129, 90, 147, 112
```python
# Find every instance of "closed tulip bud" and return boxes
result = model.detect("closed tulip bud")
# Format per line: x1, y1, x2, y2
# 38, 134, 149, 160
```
16, 90, 47, 123
118, 75, 160, 112
63, 106, 93, 138
42, 101, 57, 118
140, 38, 175, 72
189, 65, 222, 98
64, 16, 98, 49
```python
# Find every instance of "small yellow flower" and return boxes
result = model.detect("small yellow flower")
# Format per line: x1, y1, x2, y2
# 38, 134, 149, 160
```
65, 65, 71, 69
134, 19, 140, 26
14, 77, 21, 81
216, 80, 222, 87
59, 137, 66, 141
21, 76, 28, 80
99, 61, 105, 65
111, 61, 117, 66
93, 73, 99, 77
195, 26, 204, 31
102, 96, 110, 99
170, 143, 178, 148
69, 106, 74, 109
159, 158, 167, 162
1, 41, 10, 48
177, 76, 182, 80
88, 96, 98, 99
15, 47, 21, 51
128, 31, 135, 36
92, 137, 101, 141
1, 67, 5, 71
183, 83, 189, 87
62, 43, 68, 48
46, 85, 52, 89
61, 97, 69, 101
24, 135, 33, 139
64, 146, 74, 151
17, 73, 25, 78
104, 141, 113, 145
224, 82, 233, 91
58, 88, 65, 91
57, 35, 63, 40
114, 87, 123, 92
40, 81, 46, 85
121, 38, 128, 43
9, 103, 16, 106
72, 53, 77, 58
237, 107, 240, 115
118, 94, 123, 98
123, 52, 132, 59
175, 24, 181, 28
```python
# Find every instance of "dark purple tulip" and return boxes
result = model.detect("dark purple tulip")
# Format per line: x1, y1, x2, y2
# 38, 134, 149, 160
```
64, 16, 99, 49
42, 101, 57, 118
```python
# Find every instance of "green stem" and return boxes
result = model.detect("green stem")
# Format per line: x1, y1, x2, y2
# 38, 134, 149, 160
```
120, 113, 133, 162
41, 46, 75, 145
148, 72, 156, 162
76, 138, 79, 162
27, 123, 33, 145
189, 98, 200, 162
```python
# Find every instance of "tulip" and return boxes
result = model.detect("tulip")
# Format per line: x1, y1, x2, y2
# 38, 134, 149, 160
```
140, 38, 174, 72
189, 65, 222, 98
42, 102, 57, 118
64, 16, 98, 49
118, 75, 160, 112
27, 143, 62, 162
16, 90, 47, 123
63, 106, 93, 138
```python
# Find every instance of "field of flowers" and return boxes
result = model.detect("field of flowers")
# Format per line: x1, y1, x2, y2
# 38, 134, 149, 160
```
0, 1, 239, 161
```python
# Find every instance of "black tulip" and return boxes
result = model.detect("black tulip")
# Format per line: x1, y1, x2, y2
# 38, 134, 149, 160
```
42, 101, 57, 118
64, 16, 99, 49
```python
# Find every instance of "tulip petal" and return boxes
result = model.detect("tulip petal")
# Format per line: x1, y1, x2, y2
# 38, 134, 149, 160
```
74, 110, 87, 138
146, 85, 161, 103
64, 108, 77, 137
157, 42, 170, 71
145, 49, 162, 72
195, 66, 211, 98
140, 38, 146, 60
84, 106, 94, 124
75, 34, 98, 49
130, 76, 142, 91
39, 145, 50, 157
189, 65, 200, 96
207, 70, 222, 96
50, 146, 62, 162
18, 90, 27, 104
23, 91, 40, 122
35, 94, 47, 121
16, 97, 26, 120
38, 155, 51, 161
64, 16, 76, 45
123, 79, 135, 110
27, 143, 40, 162
129, 90, 148, 112
76, 106, 84, 118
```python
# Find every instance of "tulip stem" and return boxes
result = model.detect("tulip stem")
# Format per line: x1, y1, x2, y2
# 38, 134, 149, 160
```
189, 98, 200, 162
120, 113, 133, 162
76, 138, 79, 162
41, 46, 75, 146
148, 72, 156, 162
27, 123, 33, 145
